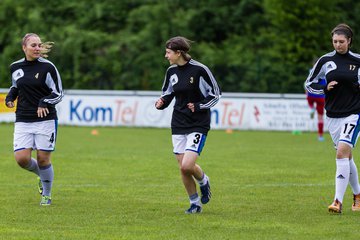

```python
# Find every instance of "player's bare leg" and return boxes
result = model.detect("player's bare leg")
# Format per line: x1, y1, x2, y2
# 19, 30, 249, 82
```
176, 152, 203, 213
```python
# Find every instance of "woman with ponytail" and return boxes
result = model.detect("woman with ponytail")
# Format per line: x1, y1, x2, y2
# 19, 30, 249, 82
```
5, 33, 64, 206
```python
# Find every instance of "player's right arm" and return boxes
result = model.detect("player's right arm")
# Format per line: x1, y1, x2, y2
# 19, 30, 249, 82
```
156, 70, 175, 110
5, 66, 19, 108
304, 57, 327, 95
5, 87, 18, 108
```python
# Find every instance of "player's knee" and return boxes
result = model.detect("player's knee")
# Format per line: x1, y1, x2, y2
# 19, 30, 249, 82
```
14, 151, 31, 168
180, 164, 193, 175
37, 152, 51, 167
15, 157, 30, 168
336, 145, 352, 159
37, 158, 51, 167
336, 152, 350, 159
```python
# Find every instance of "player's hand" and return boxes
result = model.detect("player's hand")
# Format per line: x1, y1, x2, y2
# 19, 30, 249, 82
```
6, 101, 15, 108
327, 81, 338, 91
155, 98, 164, 109
37, 107, 49, 118
187, 103, 195, 112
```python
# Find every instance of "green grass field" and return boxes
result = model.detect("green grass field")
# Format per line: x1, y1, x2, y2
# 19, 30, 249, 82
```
1, 123, 360, 239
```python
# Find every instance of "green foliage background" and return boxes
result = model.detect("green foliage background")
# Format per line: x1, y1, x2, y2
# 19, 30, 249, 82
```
1, 0, 360, 93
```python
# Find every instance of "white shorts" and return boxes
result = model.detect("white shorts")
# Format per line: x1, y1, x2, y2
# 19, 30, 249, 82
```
14, 120, 58, 152
327, 114, 360, 148
172, 132, 207, 155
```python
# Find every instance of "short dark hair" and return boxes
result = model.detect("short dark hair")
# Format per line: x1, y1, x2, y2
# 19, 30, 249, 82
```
165, 36, 192, 61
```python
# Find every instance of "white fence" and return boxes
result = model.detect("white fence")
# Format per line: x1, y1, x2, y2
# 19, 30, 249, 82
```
0, 89, 319, 131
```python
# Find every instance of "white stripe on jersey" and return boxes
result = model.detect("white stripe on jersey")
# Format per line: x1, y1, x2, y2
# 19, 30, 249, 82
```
189, 59, 221, 95
189, 59, 221, 109
305, 51, 335, 95
10, 58, 25, 66
38, 58, 64, 105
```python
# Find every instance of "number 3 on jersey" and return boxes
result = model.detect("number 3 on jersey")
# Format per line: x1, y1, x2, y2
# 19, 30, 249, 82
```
193, 133, 201, 144
188, 132, 206, 154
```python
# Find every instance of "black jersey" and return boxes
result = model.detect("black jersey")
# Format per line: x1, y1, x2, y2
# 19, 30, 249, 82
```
158, 59, 221, 135
305, 50, 360, 118
5, 57, 64, 122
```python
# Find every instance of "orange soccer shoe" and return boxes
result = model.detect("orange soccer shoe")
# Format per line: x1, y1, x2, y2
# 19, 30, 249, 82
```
328, 199, 342, 213
352, 194, 360, 211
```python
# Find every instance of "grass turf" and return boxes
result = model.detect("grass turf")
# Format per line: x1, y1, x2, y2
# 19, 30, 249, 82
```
1, 123, 360, 239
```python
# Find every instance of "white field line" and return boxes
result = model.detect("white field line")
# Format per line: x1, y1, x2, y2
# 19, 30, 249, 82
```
240, 183, 334, 189
0, 182, 333, 188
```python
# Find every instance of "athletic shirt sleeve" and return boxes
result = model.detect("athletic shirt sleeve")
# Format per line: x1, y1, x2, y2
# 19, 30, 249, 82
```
304, 54, 329, 95
5, 61, 21, 103
38, 58, 64, 107
158, 66, 175, 110
195, 64, 221, 111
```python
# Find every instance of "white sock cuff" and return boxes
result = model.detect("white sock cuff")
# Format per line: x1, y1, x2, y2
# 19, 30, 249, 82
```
197, 173, 208, 185
336, 158, 349, 163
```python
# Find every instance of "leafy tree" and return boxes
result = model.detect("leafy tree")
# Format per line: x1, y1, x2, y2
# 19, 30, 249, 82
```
1, 0, 359, 93
261, 0, 340, 92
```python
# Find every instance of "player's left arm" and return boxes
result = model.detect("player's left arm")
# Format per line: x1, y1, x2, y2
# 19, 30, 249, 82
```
193, 68, 221, 112
39, 65, 64, 108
